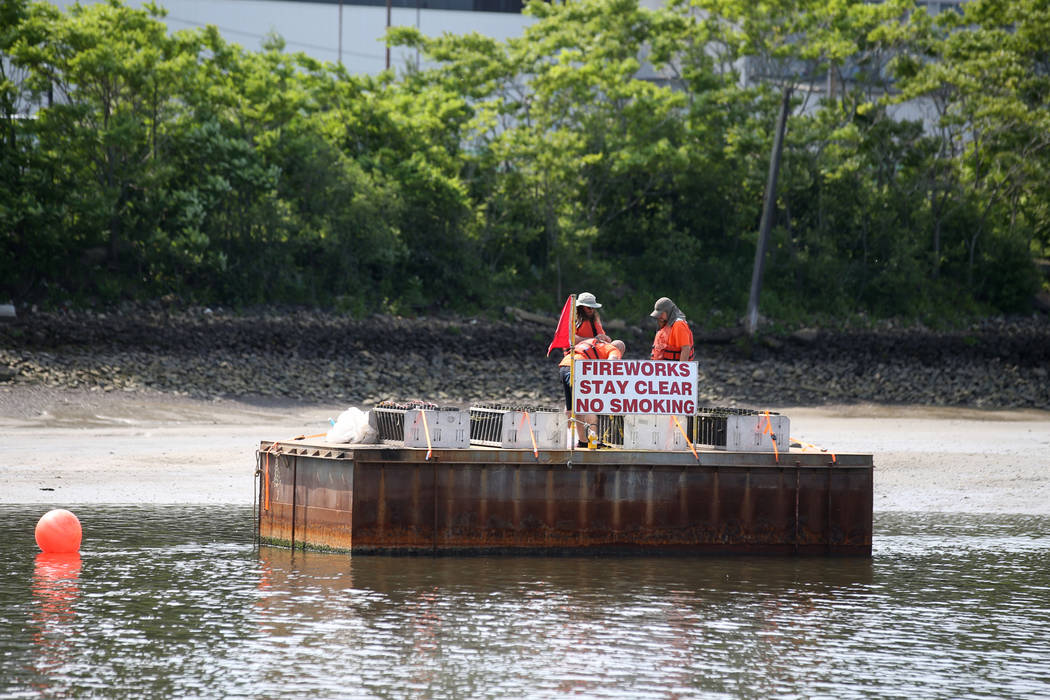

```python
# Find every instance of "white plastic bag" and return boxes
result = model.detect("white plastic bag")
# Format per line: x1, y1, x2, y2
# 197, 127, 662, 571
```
325, 407, 379, 444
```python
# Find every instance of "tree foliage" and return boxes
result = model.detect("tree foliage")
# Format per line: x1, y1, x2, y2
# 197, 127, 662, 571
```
1, 0, 1045, 321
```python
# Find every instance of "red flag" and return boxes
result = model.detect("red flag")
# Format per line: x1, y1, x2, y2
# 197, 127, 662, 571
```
546, 295, 574, 357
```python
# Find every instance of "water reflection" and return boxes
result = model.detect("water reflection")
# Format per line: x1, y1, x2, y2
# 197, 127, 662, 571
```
31, 552, 81, 694
247, 548, 878, 697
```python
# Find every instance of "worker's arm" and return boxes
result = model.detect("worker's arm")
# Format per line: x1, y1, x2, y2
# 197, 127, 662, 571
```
670, 321, 693, 362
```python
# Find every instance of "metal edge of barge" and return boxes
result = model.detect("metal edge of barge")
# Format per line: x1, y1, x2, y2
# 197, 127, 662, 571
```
255, 441, 873, 557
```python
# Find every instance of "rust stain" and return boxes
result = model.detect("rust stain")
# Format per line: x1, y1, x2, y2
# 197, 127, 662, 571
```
645, 468, 654, 528
545, 469, 554, 546
678, 470, 688, 526
479, 466, 488, 534
411, 466, 420, 531
377, 467, 386, 538
257, 446, 873, 556
444, 465, 454, 542
577, 468, 588, 539
513, 467, 521, 530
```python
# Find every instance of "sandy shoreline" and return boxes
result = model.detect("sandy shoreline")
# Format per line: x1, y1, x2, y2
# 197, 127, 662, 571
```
2, 387, 1048, 515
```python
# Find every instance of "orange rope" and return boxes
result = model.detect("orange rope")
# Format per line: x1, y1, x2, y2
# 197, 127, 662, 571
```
761, 411, 780, 463
263, 440, 286, 509
258, 425, 365, 514
420, 409, 433, 460
259, 431, 324, 512
520, 410, 539, 459
264, 451, 270, 511
671, 415, 699, 462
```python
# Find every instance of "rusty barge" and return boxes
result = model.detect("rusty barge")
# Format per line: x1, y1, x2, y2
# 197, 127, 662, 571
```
254, 440, 872, 556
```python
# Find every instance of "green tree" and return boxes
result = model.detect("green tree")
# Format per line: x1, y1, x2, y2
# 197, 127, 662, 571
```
393, 0, 696, 308
891, 0, 1048, 309
10, 0, 193, 299
3, 0, 1044, 319
684, 0, 926, 317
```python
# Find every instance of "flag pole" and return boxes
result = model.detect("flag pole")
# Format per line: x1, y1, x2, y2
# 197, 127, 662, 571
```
569, 294, 576, 450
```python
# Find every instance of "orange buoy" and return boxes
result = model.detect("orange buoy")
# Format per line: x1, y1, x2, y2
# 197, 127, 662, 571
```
35, 509, 82, 554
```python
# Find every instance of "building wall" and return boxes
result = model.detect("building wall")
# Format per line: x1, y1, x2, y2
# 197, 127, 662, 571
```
50, 0, 533, 74
42, 0, 963, 130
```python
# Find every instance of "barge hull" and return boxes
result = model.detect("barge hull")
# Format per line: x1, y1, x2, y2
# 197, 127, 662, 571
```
257, 444, 872, 556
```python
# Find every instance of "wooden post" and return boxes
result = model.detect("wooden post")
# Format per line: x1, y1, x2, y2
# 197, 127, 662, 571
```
568, 294, 577, 450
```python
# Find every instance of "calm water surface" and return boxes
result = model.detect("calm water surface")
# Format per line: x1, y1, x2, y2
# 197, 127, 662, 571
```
1, 505, 1048, 699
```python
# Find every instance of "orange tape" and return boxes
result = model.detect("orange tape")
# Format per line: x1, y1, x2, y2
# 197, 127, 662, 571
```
672, 415, 699, 461
264, 451, 270, 511
420, 409, 433, 460
761, 411, 779, 463
520, 411, 539, 459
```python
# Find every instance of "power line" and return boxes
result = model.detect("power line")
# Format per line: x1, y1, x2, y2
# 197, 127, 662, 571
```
163, 14, 387, 62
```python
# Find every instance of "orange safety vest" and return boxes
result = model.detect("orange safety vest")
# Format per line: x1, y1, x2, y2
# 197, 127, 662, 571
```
575, 316, 603, 339
652, 320, 694, 361
559, 338, 621, 367
562, 315, 604, 356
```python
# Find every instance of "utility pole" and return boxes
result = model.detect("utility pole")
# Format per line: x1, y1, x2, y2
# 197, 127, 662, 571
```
746, 85, 792, 336
385, 0, 392, 70
338, 0, 343, 65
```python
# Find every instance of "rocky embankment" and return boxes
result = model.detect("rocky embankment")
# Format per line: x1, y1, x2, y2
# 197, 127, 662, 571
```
1, 305, 1048, 412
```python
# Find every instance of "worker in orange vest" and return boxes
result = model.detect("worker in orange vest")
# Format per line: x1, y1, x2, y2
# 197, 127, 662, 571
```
569, 292, 610, 346
560, 337, 625, 447
649, 297, 694, 361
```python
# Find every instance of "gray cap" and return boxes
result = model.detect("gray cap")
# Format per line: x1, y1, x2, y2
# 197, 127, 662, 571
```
650, 297, 674, 318
576, 292, 601, 308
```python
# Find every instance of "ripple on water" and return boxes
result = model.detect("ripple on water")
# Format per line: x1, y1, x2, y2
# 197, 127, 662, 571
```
0, 506, 1048, 698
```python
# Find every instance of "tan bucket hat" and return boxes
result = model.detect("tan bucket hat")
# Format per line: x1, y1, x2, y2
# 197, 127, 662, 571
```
576, 292, 602, 308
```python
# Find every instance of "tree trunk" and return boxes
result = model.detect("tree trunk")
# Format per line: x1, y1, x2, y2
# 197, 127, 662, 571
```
746, 85, 792, 336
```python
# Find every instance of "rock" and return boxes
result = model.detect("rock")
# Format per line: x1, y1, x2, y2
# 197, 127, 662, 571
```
694, 326, 744, 344
504, 306, 553, 325
1034, 290, 1050, 314
761, 336, 783, 350
791, 327, 819, 343
2, 305, 1048, 410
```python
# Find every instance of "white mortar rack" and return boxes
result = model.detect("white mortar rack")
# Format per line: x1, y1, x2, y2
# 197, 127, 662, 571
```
469, 403, 565, 450
694, 407, 789, 454
372, 400, 470, 450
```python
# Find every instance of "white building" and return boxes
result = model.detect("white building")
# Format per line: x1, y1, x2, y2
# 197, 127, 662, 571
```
50, 0, 533, 74
42, 0, 969, 131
